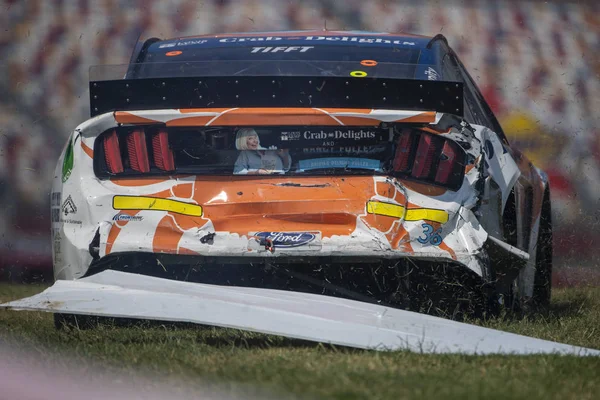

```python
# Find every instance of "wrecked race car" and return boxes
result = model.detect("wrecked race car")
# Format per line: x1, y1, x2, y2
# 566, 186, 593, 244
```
50, 31, 552, 321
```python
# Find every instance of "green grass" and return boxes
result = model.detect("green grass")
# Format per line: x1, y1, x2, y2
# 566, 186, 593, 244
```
1, 283, 600, 400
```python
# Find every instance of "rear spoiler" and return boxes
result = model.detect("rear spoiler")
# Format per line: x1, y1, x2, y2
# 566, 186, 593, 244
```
89, 76, 463, 118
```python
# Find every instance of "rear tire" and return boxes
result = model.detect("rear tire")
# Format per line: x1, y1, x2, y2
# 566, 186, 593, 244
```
532, 189, 552, 310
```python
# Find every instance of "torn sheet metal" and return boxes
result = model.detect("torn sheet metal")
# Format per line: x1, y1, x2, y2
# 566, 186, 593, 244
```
2, 271, 598, 356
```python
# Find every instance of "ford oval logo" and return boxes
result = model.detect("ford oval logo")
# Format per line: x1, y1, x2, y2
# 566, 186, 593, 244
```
255, 232, 315, 248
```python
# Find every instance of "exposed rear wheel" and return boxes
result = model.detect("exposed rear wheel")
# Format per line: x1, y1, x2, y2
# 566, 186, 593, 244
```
532, 190, 552, 310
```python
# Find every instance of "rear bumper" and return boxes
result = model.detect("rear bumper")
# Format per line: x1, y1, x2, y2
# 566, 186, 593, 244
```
86, 251, 490, 311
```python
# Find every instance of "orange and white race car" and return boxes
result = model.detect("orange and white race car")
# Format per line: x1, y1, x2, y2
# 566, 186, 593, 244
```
50, 31, 552, 318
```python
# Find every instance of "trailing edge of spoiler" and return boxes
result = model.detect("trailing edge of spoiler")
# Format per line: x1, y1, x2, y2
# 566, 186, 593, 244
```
89, 76, 463, 118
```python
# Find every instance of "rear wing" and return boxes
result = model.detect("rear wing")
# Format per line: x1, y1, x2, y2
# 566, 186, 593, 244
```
89, 76, 463, 118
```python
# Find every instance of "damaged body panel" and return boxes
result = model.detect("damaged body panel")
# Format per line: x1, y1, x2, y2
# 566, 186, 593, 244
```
3, 270, 596, 356
46, 31, 552, 323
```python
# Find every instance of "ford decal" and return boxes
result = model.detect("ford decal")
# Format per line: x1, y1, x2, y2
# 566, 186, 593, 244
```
254, 232, 315, 248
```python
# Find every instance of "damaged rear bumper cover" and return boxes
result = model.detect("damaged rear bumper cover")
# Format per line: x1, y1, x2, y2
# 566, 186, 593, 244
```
1, 270, 598, 356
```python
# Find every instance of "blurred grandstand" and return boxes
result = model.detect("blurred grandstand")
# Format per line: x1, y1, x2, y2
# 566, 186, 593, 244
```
1, 0, 599, 279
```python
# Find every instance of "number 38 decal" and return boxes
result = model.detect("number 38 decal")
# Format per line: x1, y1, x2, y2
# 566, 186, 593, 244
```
417, 223, 442, 246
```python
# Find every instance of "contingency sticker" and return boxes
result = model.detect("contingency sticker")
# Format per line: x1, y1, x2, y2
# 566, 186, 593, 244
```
298, 157, 381, 171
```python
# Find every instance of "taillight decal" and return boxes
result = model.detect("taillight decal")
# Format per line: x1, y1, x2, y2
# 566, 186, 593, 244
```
152, 130, 175, 171
435, 141, 457, 184
412, 134, 438, 179
103, 130, 124, 174
126, 130, 150, 173
392, 130, 465, 191
392, 131, 413, 172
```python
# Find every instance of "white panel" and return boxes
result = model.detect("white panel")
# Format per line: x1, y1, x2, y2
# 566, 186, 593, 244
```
2, 271, 598, 356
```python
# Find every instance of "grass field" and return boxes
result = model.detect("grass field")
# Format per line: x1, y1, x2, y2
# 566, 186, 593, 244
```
1, 283, 600, 400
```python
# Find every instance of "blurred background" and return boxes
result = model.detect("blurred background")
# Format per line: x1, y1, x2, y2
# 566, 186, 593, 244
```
1, 0, 599, 283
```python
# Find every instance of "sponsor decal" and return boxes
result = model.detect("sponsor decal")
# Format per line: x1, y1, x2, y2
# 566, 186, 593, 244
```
62, 195, 77, 216
219, 36, 284, 43
425, 67, 439, 81
53, 231, 61, 255
307, 129, 377, 141
304, 36, 415, 45
302, 145, 386, 154
60, 218, 82, 225
51, 208, 60, 223
217, 36, 416, 45
281, 129, 378, 142
299, 157, 381, 171
280, 131, 301, 141
51, 192, 61, 207
62, 139, 73, 183
251, 46, 313, 53
159, 39, 208, 48
151, 36, 418, 51
254, 232, 316, 248
112, 213, 143, 222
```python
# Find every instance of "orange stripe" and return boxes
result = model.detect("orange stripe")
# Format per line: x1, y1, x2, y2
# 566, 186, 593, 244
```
81, 141, 94, 158
398, 112, 436, 123
152, 215, 185, 253
389, 225, 409, 249
171, 183, 194, 198
420, 126, 452, 135
335, 116, 382, 126
439, 241, 457, 260
105, 225, 121, 255
169, 108, 342, 126
115, 108, 434, 127
400, 180, 447, 197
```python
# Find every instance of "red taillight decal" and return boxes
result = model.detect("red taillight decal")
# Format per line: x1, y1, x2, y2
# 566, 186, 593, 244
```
152, 130, 175, 171
435, 141, 457, 184
412, 134, 438, 179
393, 131, 413, 172
103, 130, 123, 174
126, 130, 150, 173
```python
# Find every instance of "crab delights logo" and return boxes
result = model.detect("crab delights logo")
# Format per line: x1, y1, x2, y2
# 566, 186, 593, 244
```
112, 213, 143, 222
303, 130, 377, 140
255, 232, 315, 248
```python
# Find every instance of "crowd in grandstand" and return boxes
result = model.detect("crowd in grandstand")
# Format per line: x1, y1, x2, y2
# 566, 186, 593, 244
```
1, 0, 599, 262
